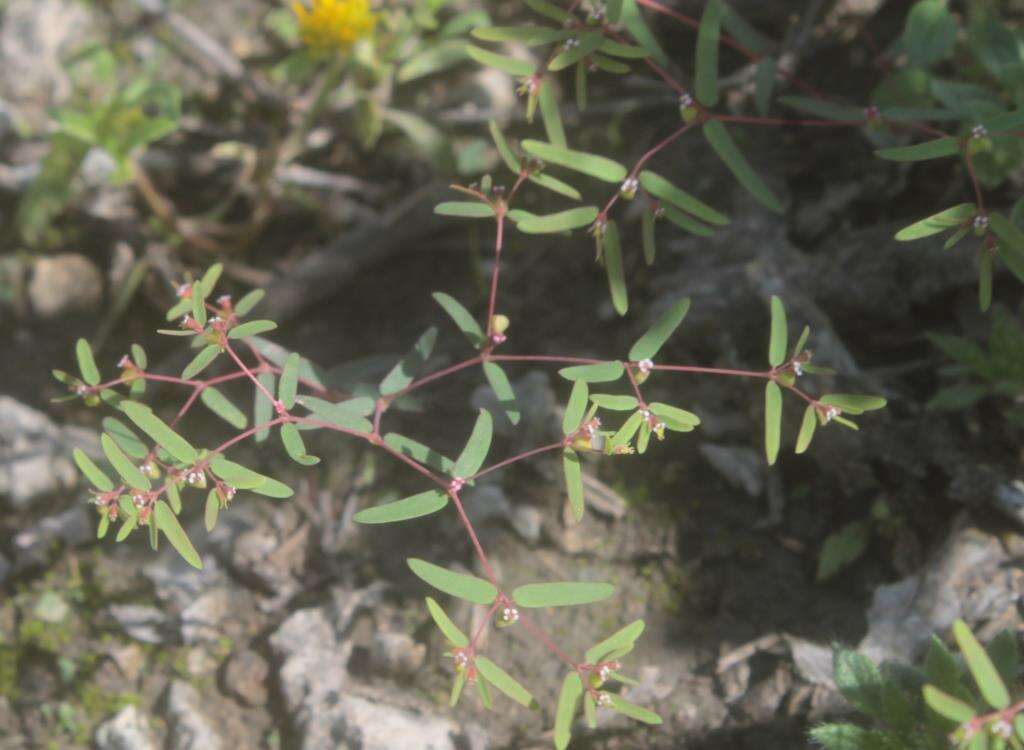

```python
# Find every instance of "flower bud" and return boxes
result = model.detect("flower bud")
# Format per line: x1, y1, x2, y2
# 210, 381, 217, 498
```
678, 93, 698, 123
490, 314, 510, 335
619, 177, 638, 200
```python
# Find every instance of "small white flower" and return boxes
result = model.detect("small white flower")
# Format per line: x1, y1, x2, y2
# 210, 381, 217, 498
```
501, 606, 519, 624
678, 93, 694, 109
563, 37, 579, 50
597, 692, 613, 707
449, 477, 465, 493
637, 358, 654, 374
793, 361, 803, 377
972, 124, 988, 139
598, 664, 611, 682
991, 720, 1012, 739
974, 214, 989, 231
824, 406, 839, 423
453, 651, 469, 668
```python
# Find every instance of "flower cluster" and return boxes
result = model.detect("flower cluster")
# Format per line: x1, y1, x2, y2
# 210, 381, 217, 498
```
291, 0, 377, 52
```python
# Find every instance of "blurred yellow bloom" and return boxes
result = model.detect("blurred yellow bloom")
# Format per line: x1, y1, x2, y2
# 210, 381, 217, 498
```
292, 0, 377, 51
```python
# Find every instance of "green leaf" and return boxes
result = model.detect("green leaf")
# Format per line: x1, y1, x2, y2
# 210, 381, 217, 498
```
603, 221, 628, 316
191, 283, 207, 327
354, 490, 448, 524
465, 45, 534, 76
755, 56, 776, 115
554, 672, 583, 750
638, 170, 729, 227
558, 361, 624, 383
608, 694, 662, 724
563, 448, 584, 521
538, 79, 567, 148
100, 434, 149, 491
471, 25, 568, 46
514, 206, 598, 234
75, 338, 100, 386
661, 206, 714, 236
695, 0, 722, 107
992, 211, 1024, 253
205, 489, 219, 532
433, 292, 485, 348
795, 404, 816, 454
200, 387, 248, 429
475, 657, 537, 709
875, 137, 961, 161
629, 298, 690, 361
425, 596, 468, 647
923, 684, 976, 723
280, 422, 319, 465
234, 289, 265, 317
512, 581, 615, 608
979, 252, 993, 313
254, 372, 275, 442
986, 630, 1018, 689
808, 724, 877, 750
278, 352, 300, 409
476, 673, 493, 709
575, 61, 587, 112
768, 295, 788, 367
953, 618, 1010, 709
450, 670, 467, 707
819, 394, 887, 414
121, 402, 197, 464
380, 328, 437, 396
833, 649, 884, 718
641, 210, 656, 265
648, 402, 701, 430
74, 448, 113, 491
817, 521, 871, 581
181, 345, 221, 380
434, 201, 495, 218
598, 39, 647, 58
296, 397, 376, 434
396, 40, 469, 82
619, 0, 668, 64
383, 433, 455, 475
764, 381, 782, 465
793, 326, 810, 358
610, 410, 644, 450
586, 619, 645, 663
154, 500, 202, 569
229, 320, 278, 339
895, 203, 975, 241
903, 0, 956, 67
207, 456, 269, 490
482, 361, 520, 425
521, 140, 627, 183
590, 394, 638, 410
103, 417, 148, 458
563, 379, 590, 435
453, 409, 493, 478
549, 32, 604, 71
924, 635, 971, 700
166, 481, 182, 514
198, 263, 222, 298
488, 119, 521, 173
407, 558, 497, 605
703, 120, 783, 213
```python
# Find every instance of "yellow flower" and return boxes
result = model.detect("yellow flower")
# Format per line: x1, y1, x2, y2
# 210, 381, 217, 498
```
292, 0, 377, 51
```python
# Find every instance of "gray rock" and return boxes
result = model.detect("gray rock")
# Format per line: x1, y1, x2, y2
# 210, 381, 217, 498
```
13, 504, 92, 569
270, 585, 463, 750
180, 587, 231, 644
143, 549, 226, 610
165, 680, 223, 750
859, 522, 1015, 664
222, 648, 268, 707
0, 396, 81, 508
322, 694, 459, 750
0, 0, 98, 129
94, 705, 157, 750
108, 604, 170, 645
28, 253, 104, 319
369, 631, 426, 677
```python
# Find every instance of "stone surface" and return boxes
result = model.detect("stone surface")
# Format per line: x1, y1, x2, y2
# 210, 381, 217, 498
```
222, 648, 269, 707
0, 396, 82, 508
321, 694, 459, 750
165, 680, 224, 750
369, 631, 426, 677
28, 254, 104, 319
107, 604, 170, 645
94, 705, 157, 750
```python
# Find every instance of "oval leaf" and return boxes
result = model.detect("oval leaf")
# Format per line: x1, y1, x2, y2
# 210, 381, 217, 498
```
154, 500, 202, 569
354, 490, 448, 524
703, 120, 783, 213
512, 581, 615, 608
407, 558, 497, 605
